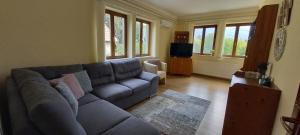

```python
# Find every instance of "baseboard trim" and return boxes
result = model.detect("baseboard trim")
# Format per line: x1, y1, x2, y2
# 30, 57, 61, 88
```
192, 73, 231, 81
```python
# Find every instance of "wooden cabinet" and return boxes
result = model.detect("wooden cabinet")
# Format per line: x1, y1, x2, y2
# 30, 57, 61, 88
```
222, 71, 281, 135
242, 4, 278, 71
174, 31, 189, 43
168, 57, 192, 76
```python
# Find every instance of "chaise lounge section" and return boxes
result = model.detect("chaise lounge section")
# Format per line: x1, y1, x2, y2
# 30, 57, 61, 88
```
6, 58, 160, 135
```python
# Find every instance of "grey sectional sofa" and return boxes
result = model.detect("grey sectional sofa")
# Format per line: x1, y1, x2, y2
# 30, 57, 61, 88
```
6, 58, 160, 135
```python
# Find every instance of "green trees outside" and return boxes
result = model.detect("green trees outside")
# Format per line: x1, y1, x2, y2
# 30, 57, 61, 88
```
193, 32, 215, 54
193, 25, 249, 57
203, 33, 214, 54
106, 14, 250, 58
114, 16, 125, 56
223, 38, 248, 56
235, 39, 247, 56
104, 14, 126, 56
135, 22, 141, 55
193, 38, 201, 53
194, 35, 248, 56
223, 38, 234, 55
142, 24, 149, 55
135, 22, 150, 56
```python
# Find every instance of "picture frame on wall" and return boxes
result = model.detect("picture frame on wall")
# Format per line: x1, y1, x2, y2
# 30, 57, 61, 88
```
283, 0, 289, 26
287, 0, 294, 25
277, 5, 284, 28
278, 0, 294, 28
274, 0, 293, 61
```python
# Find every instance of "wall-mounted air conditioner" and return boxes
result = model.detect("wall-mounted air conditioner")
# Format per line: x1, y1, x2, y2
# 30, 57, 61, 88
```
160, 20, 174, 28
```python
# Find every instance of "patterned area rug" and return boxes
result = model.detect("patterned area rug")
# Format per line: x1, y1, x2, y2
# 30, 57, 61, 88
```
130, 90, 210, 135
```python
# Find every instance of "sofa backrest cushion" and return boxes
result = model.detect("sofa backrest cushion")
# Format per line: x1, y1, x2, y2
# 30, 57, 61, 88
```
110, 58, 142, 81
6, 78, 42, 135
28, 64, 83, 80
12, 69, 49, 88
72, 71, 93, 93
12, 69, 87, 135
83, 62, 115, 86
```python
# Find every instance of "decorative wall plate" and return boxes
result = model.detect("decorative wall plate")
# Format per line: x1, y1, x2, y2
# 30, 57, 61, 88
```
274, 28, 287, 61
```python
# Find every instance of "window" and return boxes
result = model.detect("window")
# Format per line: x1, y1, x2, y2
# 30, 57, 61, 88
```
223, 23, 251, 57
104, 10, 128, 59
193, 25, 217, 55
135, 19, 151, 56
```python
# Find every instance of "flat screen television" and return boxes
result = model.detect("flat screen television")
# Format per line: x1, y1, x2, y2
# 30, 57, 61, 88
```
170, 43, 193, 57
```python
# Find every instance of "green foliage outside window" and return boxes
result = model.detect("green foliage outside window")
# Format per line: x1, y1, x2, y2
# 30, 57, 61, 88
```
236, 40, 247, 56
223, 38, 247, 56
223, 38, 234, 56
203, 32, 215, 54
223, 25, 250, 57
193, 27, 215, 55
114, 16, 125, 56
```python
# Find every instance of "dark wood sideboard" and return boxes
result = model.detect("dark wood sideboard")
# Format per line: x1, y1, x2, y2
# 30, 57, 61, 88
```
222, 71, 281, 135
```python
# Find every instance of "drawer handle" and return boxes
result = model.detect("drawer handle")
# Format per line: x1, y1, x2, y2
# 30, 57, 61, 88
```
281, 116, 296, 133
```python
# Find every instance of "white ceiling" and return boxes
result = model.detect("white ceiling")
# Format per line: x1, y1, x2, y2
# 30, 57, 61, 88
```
140, 0, 261, 16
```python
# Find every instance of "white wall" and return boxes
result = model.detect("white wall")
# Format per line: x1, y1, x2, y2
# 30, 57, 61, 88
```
192, 57, 244, 78
0, 0, 176, 88
0, 0, 96, 88
260, 0, 300, 134
177, 8, 258, 79
159, 26, 174, 62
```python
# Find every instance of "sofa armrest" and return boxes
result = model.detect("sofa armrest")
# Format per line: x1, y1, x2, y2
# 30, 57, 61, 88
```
143, 62, 158, 74
138, 71, 159, 97
161, 62, 167, 72
138, 71, 159, 82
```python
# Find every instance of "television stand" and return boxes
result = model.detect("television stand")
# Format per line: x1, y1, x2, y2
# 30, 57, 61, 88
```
168, 57, 192, 76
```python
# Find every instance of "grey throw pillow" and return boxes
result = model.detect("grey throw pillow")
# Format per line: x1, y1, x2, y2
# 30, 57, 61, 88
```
55, 81, 78, 116
72, 70, 93, 93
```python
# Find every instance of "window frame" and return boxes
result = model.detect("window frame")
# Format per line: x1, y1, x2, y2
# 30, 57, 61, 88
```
135, 18, 151, 57
105, 9, 128, 59
193, 25, 218, 56
223, 23, 252, 58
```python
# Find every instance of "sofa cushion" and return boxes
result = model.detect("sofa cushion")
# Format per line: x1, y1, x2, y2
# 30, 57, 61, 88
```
29, 64, 83, 80
11, 69, 49, 88
72, 70, 93, 93
55, 81, 78, 115
19, 80, 86, 135
78, 93, 100, 106
83, 62, 115, 86
119, 78, 150, 93
110, 58, 142, 81
77, 100, 131, 135
138, 71, 160, 97
138, 71, 159, 82
6, 78, 41, 135
102, 116, 160, 135
93, 83, 132, 102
